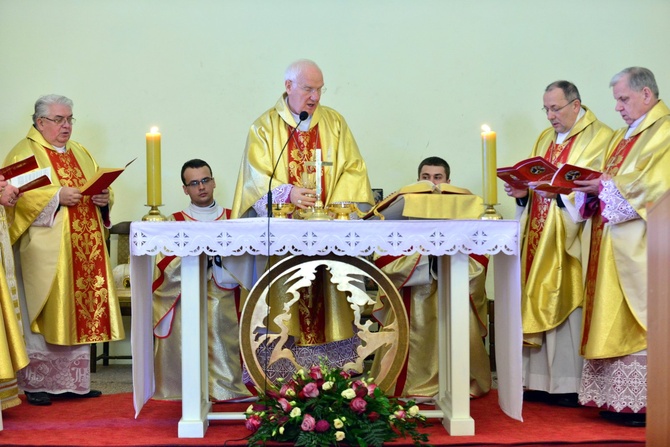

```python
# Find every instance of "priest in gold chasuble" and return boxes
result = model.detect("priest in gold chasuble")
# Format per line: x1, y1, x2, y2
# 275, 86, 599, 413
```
0, 183, 29, 411
231, 60, 373, 377
503, 81, 612, 406
574, 68, 670, 424
3, 95, 124, 406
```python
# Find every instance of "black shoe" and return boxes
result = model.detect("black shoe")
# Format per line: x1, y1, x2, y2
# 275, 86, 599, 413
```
599, 410, 646, 427
48, 389, 103, 399
24, 391, 52, 406
552, 393, 580, 408
523, 390, 551, 403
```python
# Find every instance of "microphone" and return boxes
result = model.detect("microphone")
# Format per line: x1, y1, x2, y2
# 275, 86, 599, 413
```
267, 111, 309, 217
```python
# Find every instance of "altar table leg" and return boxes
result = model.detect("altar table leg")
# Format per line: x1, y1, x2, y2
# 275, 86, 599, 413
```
178, 254, 212, 438
435, 253, 475, 435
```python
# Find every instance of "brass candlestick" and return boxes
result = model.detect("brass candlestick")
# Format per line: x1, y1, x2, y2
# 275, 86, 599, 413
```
142, 204, 166, 221
480, 203, 503, 220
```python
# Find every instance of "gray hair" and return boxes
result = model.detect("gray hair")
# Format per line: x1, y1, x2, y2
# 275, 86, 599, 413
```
610, 67, 659, 98
284, 59, 321, 83
33, 94, 73, 126
545, 80, 581, 103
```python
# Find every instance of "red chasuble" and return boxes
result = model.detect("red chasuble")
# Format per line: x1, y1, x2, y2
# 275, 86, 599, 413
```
287, 124, 326, 203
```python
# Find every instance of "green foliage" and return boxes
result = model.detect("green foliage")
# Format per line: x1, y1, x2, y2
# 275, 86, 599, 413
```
245, 360, 432, 446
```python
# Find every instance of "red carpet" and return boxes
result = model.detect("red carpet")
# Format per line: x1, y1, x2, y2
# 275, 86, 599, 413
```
0, 390, 645, 446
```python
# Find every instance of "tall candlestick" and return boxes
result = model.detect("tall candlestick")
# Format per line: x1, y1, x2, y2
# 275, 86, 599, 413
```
481, 125, 497, 205
146, 127, 162, 206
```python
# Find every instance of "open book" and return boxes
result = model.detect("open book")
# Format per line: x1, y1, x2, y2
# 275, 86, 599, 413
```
80, 158, 136, 196
363, 180, 481, 220
4, 157, 52, 194
497, 156, 600, 195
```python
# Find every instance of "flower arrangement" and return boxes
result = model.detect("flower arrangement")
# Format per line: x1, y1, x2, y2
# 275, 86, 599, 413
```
245, 361, 431, 446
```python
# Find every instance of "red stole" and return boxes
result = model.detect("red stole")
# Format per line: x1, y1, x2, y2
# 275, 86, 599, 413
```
580, 134, 639, 351
286, 124, 325, 203
523, 138, 574, 280
46, 149, 112, 342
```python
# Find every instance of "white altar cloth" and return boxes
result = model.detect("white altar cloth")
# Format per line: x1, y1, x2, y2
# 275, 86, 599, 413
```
130, 218, 522, 437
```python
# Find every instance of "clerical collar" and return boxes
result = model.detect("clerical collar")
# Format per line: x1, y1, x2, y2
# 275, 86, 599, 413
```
185, 200, 221, 222
287, 100, 312, 131
625, 113, 647, 139
556, 107, 586, 144
54, 145, 66, 154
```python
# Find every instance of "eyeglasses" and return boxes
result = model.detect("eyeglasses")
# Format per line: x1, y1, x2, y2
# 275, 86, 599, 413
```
185, 177, 213, 188
296, 83, 326, 95
41, 116, 76, 125
542, 99, 577, 115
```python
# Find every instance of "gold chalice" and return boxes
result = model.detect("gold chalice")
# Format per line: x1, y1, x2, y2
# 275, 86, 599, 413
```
271, 203, 295, 218
328, 202, 355, 220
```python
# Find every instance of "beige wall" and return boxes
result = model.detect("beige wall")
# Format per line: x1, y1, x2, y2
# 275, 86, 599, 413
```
1, 0, 669, 223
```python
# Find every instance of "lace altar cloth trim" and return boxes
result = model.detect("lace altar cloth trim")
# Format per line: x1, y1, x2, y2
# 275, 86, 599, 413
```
130, 218, 518, 257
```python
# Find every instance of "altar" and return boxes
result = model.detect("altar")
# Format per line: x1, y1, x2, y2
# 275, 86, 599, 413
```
129, 218, 522, 438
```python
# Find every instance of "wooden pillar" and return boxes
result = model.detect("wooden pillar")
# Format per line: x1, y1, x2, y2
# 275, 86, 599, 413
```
647, 190, 670, 446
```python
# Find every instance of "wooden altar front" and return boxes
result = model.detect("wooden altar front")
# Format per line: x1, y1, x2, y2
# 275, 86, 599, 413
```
129, 218, 522, 438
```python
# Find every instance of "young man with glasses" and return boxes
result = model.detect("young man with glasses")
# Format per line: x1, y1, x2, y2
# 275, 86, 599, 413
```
3, 94, 124, 406
152, 158, 253, 402
502, 81, 612, 408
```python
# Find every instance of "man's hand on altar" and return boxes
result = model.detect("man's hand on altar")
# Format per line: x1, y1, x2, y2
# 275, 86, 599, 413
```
59, 186, 83, 207
91, 189, 110, 207
290, 186, 317, 209
504, 183, 528, 199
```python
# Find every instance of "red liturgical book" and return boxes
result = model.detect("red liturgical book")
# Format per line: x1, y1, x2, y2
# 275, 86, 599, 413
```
18, 175, 52, 193
0, 155, 39, 180
80, 158, 136, 196
497, 156, 601, 195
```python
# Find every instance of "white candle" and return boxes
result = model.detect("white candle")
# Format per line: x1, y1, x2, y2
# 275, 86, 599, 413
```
481, 125, 497, 205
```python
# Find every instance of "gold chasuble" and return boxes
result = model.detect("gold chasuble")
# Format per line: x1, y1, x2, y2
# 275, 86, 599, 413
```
0, 206, 29, 410
231, 94, 373, 218
581, 100, 670, 360
231, 94, 373, 352
4, 127, 124, 346
520, 107, 612, 345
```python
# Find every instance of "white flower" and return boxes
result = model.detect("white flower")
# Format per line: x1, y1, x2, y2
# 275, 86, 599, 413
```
341, 388, 356, 399
335, 431, 345, 441
333, 418, 344, 429
245, 404, 254, 414
279, 426, 285, 435
290, 407, 302, 418
322, 381, 334, 391
286, 388, 296, 397
408, 405, 420, 417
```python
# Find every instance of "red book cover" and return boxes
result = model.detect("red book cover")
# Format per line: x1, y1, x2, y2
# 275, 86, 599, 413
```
496, 156, 557, 189
0, 155, 39, 180
80, 158, 136, 196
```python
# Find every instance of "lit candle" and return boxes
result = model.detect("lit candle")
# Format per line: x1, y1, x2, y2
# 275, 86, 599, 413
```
481, 125, 497, 205
146, 127, 162, 206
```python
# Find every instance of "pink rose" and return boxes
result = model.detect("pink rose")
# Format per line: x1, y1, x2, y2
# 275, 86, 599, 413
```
315, 419, 330, 432
245, 414, 262, 432
309, 365, 323, 380
367, 383, 378, 396
350, 396, 367, 414
302, 382, 320, 398
301, 414, 316, 431
278, 397, 292, 412
339, 370, 351, 379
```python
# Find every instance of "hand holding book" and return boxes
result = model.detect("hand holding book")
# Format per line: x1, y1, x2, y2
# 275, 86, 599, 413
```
497, 156, 601, 195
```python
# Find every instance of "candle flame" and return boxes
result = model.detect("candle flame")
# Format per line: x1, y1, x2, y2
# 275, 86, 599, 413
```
150, 126, 160, 134
481, 124, 491, 133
